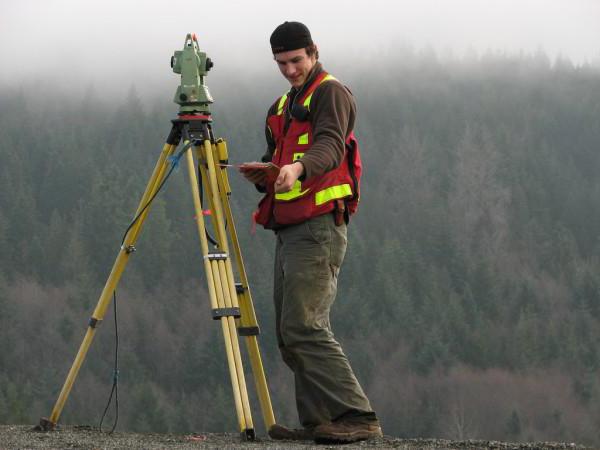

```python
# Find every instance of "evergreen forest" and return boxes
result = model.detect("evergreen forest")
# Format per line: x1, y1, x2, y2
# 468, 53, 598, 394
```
1, 49, 600, 445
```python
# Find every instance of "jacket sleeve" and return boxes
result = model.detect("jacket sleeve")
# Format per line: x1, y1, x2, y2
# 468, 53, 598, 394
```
298, 80, 356, 180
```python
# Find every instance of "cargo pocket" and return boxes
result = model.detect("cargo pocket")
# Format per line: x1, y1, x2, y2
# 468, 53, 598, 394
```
305, 215, 332, 245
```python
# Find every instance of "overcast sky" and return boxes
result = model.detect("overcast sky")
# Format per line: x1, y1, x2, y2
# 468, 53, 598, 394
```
1, 0, 598, 97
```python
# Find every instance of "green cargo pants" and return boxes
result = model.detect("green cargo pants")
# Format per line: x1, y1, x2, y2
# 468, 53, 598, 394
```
274, 213, 377, 427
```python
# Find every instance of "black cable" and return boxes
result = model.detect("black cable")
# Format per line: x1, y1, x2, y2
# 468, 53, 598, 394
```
99, 291, 119, 434
97, 138, 228, 432
198, 164, 219, 247
121, 142, 192, 247
98, 142, 191, 434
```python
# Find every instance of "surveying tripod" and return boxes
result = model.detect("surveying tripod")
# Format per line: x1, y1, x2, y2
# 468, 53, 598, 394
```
37, 34, 275, 440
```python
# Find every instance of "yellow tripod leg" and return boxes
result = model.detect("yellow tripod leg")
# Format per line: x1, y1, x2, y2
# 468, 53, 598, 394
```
38, 142, 178, 430
199, 140, 256, 430
184, 144, 254, 438
212, 139, 275, 430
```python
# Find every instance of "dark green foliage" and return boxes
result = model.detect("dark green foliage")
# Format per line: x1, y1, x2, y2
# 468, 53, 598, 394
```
1, 52, 600, 444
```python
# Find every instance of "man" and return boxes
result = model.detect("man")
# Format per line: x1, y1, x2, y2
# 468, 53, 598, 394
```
241, 21, 382, 444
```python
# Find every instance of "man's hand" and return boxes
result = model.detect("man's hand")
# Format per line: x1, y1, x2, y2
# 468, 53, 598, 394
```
275, 162, 304, 193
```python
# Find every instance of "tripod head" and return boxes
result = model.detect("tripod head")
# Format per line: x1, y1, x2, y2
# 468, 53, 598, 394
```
171, 33, 214, 115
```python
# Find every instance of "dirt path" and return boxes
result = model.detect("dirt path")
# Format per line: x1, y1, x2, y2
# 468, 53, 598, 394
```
0, 425, 588, 449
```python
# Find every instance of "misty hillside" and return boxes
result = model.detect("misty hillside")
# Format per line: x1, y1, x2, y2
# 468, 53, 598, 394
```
1, 51, 600, 446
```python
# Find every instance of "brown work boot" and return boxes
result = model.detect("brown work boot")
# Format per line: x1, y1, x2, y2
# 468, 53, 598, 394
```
314, 420, 383, 443
268, 423, 315, 441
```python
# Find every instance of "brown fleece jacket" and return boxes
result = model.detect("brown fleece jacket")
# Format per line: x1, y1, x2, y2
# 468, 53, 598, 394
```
263, 62, 356, 180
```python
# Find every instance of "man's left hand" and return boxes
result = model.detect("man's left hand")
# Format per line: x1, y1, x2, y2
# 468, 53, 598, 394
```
274, 162, 304, 193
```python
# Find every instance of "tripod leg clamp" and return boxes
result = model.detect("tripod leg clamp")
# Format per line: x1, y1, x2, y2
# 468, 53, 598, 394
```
237, 326, 260, 336
205, 252, 228, 261
88, 317, 102, 328
212, 307, 241, 319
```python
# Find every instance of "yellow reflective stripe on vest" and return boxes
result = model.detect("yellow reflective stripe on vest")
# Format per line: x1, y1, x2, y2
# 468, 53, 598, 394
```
277, 93, 288, 115
315, 184, 352, 206
275, 181, 310, 201
303, 74, 338, 110
275, 153, 307, 200
303, 94, 313, 108
298, 133, 309, 145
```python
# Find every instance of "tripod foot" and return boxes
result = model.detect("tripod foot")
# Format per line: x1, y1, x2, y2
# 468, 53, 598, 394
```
243, 428, 256, 441
32, 417, 57, 432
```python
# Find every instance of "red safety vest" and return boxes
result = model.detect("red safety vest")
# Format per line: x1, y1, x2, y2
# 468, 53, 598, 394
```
254, 71, 362, 228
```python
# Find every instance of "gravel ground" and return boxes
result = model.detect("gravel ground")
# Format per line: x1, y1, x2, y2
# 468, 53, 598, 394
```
0, 425, 589, 450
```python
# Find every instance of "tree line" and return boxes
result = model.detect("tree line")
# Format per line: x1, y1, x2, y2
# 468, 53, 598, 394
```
1, 49, 600, 444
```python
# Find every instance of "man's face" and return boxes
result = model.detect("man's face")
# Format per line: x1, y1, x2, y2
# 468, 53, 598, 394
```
274, 48, 316, 88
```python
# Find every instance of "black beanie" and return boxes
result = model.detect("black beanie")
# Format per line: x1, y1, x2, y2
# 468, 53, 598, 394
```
270, 21, 313, 54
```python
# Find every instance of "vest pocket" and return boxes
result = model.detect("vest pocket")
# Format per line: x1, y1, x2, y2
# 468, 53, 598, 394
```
254, 193, 275, 227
